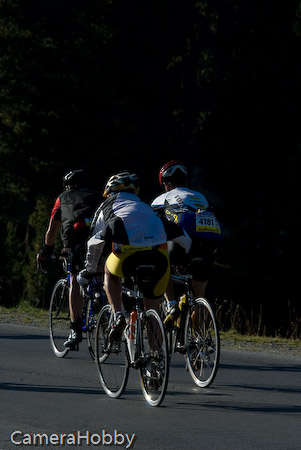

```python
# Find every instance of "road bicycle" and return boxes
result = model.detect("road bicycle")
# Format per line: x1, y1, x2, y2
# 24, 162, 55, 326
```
95, 264, 169, 407
49, 256, 106, 359
162, 271, 220, 388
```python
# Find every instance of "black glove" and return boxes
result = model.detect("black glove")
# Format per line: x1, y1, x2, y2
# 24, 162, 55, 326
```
36, 244, 54, 273
37, 243, 54, 259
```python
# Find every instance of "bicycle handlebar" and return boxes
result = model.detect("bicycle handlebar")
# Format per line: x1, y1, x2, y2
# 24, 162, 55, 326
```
171, 273, 192, 284
122, 286, 139, 299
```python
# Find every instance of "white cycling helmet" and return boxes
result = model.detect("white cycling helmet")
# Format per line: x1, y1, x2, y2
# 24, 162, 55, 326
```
103, 171, 139, 197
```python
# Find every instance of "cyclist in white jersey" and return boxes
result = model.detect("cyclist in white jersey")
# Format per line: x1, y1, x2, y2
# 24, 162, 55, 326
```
77, 171, 170, 344
151, 160, 222, 320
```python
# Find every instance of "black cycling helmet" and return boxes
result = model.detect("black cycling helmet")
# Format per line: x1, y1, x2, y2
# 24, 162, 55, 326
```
63, 169, 88, 189
159, 160, 187, 186
103, 171, 139, 197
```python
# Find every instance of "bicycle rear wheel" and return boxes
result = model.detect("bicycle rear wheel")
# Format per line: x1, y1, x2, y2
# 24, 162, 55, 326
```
49, 279, 70, 358
184, 297, 220, 387
95, 305, 129, 398
139, 309, 169, 407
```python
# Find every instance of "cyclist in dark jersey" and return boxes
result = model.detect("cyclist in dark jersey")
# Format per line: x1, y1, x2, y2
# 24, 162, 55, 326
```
77, 171, 171, 344
37, 170, 101, 347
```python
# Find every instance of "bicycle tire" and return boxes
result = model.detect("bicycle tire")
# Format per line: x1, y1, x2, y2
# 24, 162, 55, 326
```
49, 279, 70, 358
86, 298, 98, 360
139, 309, 169, 407
184, 297, 220, 388
159, 300, 174, 359
95, 305, 129, 398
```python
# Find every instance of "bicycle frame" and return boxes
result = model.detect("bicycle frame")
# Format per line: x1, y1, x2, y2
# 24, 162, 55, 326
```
61, 256, 105, 334
82, 277, 105, 333
49, 256, 106, 358
121, 284, 145, 368
171, 273, 193, 299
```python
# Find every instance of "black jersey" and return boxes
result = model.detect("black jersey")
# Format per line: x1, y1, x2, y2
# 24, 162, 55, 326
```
51, 188, 101, 248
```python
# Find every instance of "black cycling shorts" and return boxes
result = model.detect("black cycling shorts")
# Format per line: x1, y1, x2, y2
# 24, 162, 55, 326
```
69, 241, 86, 274
168, 238, 219, 282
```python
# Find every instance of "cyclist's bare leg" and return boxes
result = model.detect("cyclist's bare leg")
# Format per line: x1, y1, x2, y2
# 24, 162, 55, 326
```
191, 279, 208, 297
69, 273, 83, 322
143, 297, 161, 312
191, 279, 208, 329
163, 277, 176, 305
143, 297, 163, 352
104, 268, 123, 315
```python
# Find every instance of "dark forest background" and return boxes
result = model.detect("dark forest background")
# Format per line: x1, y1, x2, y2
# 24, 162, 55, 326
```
1, 0, 300, 337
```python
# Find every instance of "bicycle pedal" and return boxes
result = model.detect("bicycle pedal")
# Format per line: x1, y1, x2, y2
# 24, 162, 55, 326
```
175, 343, 186, 354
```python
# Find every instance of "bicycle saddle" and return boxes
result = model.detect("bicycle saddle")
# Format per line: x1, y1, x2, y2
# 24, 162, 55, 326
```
135, 265, 156, 283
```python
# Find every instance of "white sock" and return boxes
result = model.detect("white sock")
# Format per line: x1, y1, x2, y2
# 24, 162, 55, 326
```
114, 310, 124, 320
168, 300, 177, 310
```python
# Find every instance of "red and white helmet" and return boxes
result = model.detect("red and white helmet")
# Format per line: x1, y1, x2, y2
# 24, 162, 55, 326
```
159, 160, 187, 186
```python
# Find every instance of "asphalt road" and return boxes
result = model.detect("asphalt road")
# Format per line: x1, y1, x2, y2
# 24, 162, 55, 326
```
1, 322, 301, 450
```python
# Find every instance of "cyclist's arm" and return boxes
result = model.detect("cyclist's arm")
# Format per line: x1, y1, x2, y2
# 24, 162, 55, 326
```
171, 229, 192, 253
44, 196, 62, 247
84, 234, 105, 272
84, 209, 110, 272
160, 217, 192, 253
150, 192, 167, 211
45, 218, 61, 247
77, 233, 106, 284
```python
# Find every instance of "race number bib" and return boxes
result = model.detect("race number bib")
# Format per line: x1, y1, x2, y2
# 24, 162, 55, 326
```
195, 210, 221, 236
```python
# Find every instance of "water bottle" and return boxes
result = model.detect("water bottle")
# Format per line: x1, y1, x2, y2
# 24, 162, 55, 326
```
176, 294, 187, 350
125, 310, 137, 363
176, 294, 187, 329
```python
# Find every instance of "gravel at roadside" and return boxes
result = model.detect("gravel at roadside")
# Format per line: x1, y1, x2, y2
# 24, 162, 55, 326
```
1, 308, 301, 358
221, 337, 301, 358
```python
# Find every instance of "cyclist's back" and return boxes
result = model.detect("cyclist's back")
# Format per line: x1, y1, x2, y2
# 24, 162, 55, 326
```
151, 186, 221, 241
93, 190, 167, 248
152, 186, 209, 211
52, 185, 101, 250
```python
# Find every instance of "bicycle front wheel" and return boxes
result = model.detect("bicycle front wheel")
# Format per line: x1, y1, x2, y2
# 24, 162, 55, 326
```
95, 305, 129, 398
85, 298, 100, 361
184, 297, 220, 388
139, 309, 169, 407
49, 279, 70, 358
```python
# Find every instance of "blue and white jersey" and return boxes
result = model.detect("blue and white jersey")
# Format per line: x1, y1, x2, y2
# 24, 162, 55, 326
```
151, 187, 209, 212
151, 187, 222, 240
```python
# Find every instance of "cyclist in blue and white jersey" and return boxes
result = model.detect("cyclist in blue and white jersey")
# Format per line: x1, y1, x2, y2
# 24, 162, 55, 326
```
151, 160, 222, 319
